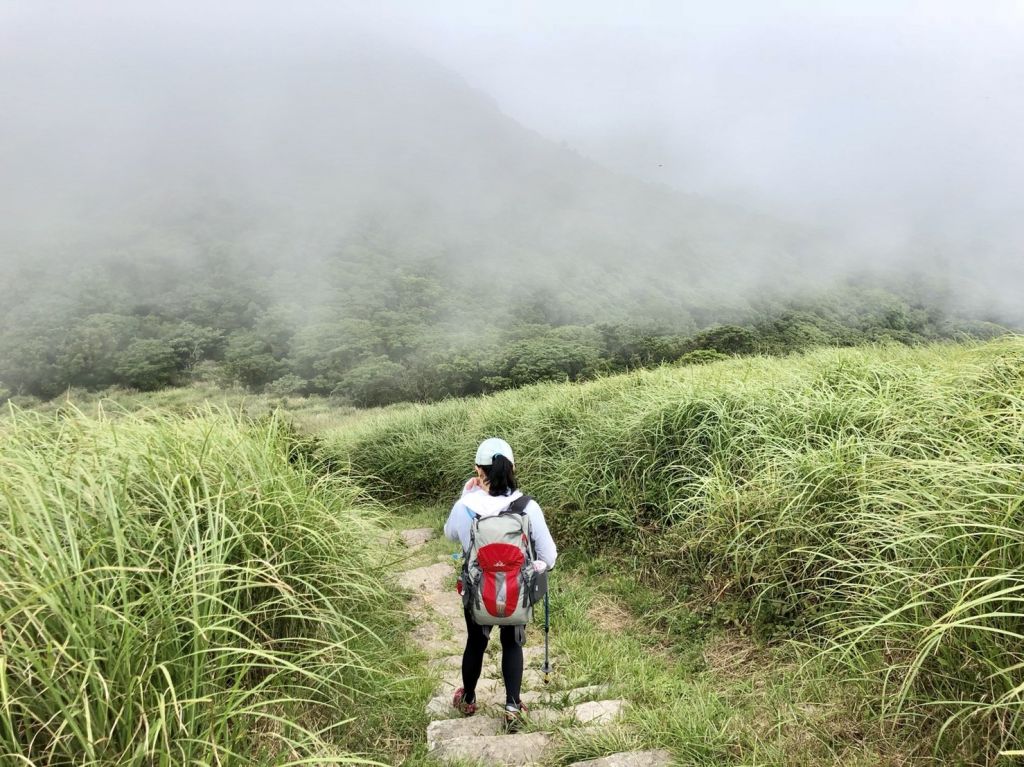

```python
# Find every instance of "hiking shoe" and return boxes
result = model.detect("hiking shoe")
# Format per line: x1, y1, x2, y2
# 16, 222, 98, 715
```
503, 701, 527, 732
452, 687, 477, 716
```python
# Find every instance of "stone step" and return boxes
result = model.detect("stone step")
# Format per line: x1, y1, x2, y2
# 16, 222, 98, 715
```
426, 688, 545, 717
521, 643, 551, 657
572, 699, 628, 725
408, 622, 462, 657
530, 699, 627, 727
436, 652, 558, 680
426, 692, 454, 718
401, 527, 435, 549
429, 654, 465, 670
568, 750, 673, 767
431, 732, 554, 766
436, 676, 507, 698
426, 717, 504, 749
397, 561, 451, 592
431, 599, 466, 623
427, 682, 610, 718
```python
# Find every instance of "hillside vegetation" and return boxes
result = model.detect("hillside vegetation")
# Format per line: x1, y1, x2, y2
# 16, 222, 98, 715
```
0, 407, 425, 765
330, 337, 1024, 762
3, 43, 1010, 406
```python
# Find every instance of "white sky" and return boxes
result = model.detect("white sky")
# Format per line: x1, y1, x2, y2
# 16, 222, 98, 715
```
4, 0, 1024, 246
373, 1, 1024, 234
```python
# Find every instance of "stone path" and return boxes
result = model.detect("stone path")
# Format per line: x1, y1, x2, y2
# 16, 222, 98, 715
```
395, 527, 673, 767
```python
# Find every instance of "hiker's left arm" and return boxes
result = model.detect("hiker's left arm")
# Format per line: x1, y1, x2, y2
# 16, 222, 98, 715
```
527, 502, 558, 571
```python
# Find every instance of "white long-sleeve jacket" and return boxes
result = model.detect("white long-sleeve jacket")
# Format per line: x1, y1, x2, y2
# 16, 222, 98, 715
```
443, 486, 558, 571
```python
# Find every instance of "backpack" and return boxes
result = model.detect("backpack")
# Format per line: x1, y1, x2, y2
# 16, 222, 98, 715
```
462, 495, 541, 626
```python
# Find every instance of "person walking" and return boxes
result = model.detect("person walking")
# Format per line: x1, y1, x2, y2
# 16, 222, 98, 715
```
444, 437, 558, 728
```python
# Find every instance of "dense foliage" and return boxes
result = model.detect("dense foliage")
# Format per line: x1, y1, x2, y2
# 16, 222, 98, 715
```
0, 408, 422, 765
329, 338, 1024, 763
1, 250, 1005, 406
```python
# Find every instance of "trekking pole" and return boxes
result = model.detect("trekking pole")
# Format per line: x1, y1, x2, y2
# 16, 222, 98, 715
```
542, 587, 552, 684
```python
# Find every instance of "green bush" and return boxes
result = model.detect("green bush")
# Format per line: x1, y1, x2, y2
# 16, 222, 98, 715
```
224, 329, 287, 388
336, 356, 414, 406
115, 338, 179, 390
685, 324, 758, 355
266, 373, 309, 397
676, 349, 729, 366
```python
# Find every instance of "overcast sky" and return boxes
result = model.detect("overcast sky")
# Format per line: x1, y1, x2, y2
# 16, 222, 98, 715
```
4, 0, 1023, 253
371, 1, 1024, 246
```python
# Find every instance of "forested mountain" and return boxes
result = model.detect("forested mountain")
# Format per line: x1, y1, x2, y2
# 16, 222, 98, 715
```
0, 41, 1007, 404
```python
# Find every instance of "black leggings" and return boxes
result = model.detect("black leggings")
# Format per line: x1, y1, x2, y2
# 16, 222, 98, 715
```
461, 609, 524, 706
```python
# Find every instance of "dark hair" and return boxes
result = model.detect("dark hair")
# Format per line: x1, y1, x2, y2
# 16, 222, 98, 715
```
478, 454, 517, 496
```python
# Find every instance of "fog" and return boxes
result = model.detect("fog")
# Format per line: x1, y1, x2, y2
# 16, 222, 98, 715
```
2, 1, 1022, 318
358, 0, 1024, 304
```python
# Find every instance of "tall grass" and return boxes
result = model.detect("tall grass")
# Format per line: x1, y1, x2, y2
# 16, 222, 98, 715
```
0, 406, 411, 766
330, 337, 1024, 762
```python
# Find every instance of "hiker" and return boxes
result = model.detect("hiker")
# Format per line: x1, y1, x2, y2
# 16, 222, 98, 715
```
444, 437, 558, 727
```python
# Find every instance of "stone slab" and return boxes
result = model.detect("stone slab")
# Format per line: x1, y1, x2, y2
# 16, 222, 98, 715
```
427, 688, 544, 717
432, 732, 555, 766
524, 707, 567, 727
429, 654, 465, 670
520, 669, 553, 690
409, 621, 461, 656
398, 562, 451, 593
568, 750, 673, 767
572, 699, 627, 725
521, 645, 551, 661
427, 717, 505, 749
436, 675, 505, 697
428, 594, 466, 623
441, 669, 550, 694
427, 691, 455, 717
401, 527, 435, 549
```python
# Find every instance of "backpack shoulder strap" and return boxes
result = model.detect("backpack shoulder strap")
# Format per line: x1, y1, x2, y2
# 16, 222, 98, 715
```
503, 494, 536, 561
505, 494, 532, 515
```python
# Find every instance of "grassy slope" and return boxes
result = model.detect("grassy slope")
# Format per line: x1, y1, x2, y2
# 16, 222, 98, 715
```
19, 383, 367, 433
325, 338, 1024, 765
0, 406, 431, 765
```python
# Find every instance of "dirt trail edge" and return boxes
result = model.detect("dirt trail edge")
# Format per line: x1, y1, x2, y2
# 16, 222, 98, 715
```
395, 527, 672, 767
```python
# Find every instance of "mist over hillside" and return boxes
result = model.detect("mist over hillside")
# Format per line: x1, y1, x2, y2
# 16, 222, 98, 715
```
3, 35, 835, 308
0, 8, 1017, 403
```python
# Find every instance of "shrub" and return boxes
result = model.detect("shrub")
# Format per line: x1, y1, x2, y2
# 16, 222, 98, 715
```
336, 356, 414, 407
115, 338, 179, 390
266, 373, 309, 397
676, 349, 729, 366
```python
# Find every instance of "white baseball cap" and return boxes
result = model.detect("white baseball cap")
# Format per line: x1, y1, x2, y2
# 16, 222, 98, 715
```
475, 437, 514, 466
